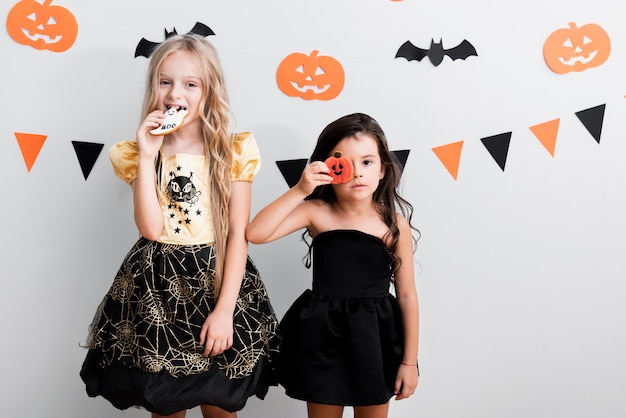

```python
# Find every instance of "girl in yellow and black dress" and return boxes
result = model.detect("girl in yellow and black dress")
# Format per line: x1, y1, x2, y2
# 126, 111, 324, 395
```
80, 34, 279, 418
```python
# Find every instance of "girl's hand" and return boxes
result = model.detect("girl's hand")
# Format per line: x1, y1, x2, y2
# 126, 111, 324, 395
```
394, 363, 419, 400
135, 110, 166, 160
295, 161, 333, 196
199, 309, 234, 357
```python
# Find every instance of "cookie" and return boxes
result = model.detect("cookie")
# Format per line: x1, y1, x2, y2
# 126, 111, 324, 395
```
325, 152, 354, 184
150, 106, 189, 135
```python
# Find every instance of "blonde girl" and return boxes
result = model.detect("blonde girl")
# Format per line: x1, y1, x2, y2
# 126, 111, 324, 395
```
80, 34, 279, 418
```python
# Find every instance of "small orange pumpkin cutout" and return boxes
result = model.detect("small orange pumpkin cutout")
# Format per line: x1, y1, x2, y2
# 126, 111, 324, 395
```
276, 50, 345, 101
7, 0, 78, 52
543, 22, 610, 74
325, 152, 353, 184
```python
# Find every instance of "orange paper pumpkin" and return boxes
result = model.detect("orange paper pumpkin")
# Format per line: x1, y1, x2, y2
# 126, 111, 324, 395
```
7, 0, 78, 52
325, 152, 353, 184
543, 22, 610, 74
276, 50, 345, 101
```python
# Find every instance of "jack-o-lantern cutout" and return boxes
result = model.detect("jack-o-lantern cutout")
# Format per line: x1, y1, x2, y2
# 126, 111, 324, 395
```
276, 50, 345, 101
325, 152, 353, 184
7, 0, 78, 52
543, 22, 610, 74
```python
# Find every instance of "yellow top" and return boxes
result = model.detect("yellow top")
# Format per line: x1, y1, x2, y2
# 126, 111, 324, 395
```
109, 132, 260, 245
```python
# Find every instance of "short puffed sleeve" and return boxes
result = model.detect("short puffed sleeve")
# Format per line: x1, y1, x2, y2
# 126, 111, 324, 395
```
110, 140, 139, 184
231, 132, 261, 182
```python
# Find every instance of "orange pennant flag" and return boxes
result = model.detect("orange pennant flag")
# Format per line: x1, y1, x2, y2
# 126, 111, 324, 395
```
14, 132, 47, 172
529, 119, 560, 157
432, 140, 464, 180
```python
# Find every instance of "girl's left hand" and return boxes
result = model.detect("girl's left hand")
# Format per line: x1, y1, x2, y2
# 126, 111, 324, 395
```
199, 309, 234, 357
394, 363, 419, 400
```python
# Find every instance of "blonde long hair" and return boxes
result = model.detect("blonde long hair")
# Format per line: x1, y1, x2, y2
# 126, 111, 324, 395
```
141, 34, 233, 295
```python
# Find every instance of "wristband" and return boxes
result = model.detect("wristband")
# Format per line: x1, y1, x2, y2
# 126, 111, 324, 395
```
401, 360, 420, 376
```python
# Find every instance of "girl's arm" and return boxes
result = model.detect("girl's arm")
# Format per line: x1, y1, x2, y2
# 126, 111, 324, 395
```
393, 215, 420, 400
199, 181, 250, 357
246, 160, 332, 244
132, 111, 167, 240
132, 157, 163, 240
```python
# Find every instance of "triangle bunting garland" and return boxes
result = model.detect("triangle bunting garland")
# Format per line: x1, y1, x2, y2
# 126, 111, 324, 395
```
276, 159, 309, 188
431, 103, 607, 180
392, 149, 411, 174
575, 104, 605, 143
5, 103, 611, 182
72, 141, 105, 180
432, 141, 463, 180
14, 132, 47, 172
480, 132, 512, 172
529, 118, 560, 157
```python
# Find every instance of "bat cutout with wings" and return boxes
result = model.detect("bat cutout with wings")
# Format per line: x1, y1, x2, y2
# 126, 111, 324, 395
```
134, 22, 215, 58
395, 39, 477, 66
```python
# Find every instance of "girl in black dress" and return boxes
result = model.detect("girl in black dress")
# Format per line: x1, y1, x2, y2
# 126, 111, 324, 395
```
247, 113, 419, 418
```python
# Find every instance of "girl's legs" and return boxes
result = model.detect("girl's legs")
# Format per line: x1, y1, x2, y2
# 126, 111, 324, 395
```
200, 405, 237, 418
152, 411, 186, 418
307, 402, 344, 418
150, 405, 236, 418
354, 403, 390, 418
307, 402, 390, 418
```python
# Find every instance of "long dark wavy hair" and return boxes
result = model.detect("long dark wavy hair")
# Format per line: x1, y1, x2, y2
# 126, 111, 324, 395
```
303, 113, 419, 271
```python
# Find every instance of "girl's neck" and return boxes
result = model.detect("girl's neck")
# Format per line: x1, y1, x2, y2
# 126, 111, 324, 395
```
333, 199, 377, 217
163, 128, 205, 156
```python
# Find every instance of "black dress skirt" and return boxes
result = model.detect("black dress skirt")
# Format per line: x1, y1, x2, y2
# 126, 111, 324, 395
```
80, 238, 280, 415
277, 230, 404, 406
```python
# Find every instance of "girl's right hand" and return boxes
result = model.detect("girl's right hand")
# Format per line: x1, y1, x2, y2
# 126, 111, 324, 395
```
295, 161, 333, 196
394, 363, 419, 400
135, 110, 166, 159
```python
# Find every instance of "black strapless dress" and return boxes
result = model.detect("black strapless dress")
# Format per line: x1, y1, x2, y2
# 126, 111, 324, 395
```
277, 230, 404, 406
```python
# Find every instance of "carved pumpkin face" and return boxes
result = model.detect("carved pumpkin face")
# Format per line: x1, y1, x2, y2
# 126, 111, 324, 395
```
543, 22, 610, 74
7, 0, 78, 52
276, 50, 345, 101
325, 152, 354, 184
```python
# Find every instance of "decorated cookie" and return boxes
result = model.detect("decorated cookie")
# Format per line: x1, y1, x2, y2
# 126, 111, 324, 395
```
325, 152, 354, 184
150, 107, 189, 135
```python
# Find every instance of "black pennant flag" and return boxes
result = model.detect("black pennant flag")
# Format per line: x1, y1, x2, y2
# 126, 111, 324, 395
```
72, 141, 104, 180
575, 104, 605, 144
392, 149, 410, 173
480, 132, 512, 172
276, 159, 308, 188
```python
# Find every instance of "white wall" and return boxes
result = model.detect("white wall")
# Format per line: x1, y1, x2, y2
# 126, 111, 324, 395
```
1, 0, 625, 417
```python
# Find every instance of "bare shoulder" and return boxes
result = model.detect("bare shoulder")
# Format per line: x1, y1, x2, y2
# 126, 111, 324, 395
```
288, 198, 330, 227
395, 213, 417, 248
302, 198, 330, 213
304, 199, 334, 235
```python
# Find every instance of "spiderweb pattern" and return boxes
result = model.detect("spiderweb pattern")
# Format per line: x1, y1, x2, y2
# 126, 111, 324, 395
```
86, 239, 279, 379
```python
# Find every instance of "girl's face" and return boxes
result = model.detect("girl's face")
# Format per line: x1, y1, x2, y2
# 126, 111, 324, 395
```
329, 132, 385, 200
157, 51, 204, 130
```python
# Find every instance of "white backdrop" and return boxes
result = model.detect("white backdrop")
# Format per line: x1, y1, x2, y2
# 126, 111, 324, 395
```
1, 0, 625, 417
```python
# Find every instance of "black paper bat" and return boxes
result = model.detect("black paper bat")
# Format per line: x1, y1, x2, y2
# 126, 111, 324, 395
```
134, 22, 216, 58
395, 39, 477, 66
